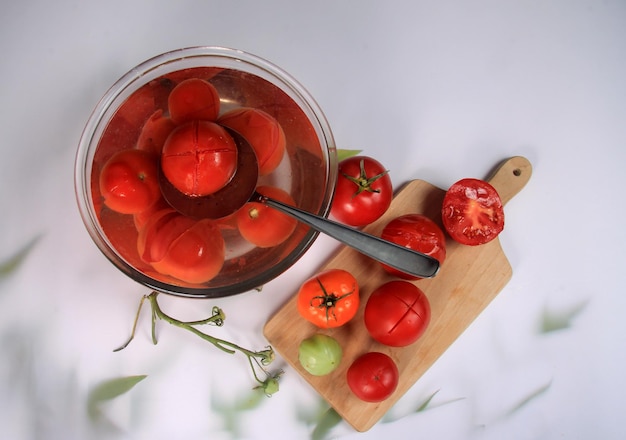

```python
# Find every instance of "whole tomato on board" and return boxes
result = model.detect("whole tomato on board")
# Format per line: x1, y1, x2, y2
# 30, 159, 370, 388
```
98, 149, 161, 215
364, 281, 431, 347
346, 352, 399, 403
330, 156, 392, 227
379, 214, 446, 280
298, 334, 343, 376
235, 185, 298, 248
297, 269, 359, 329
441, 178, 504, 246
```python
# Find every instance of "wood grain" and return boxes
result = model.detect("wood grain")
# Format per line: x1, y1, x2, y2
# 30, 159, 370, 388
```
263, 156, 532, 432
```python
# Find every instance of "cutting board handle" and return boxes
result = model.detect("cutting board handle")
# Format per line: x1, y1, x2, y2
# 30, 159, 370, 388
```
487, 156, 532, 205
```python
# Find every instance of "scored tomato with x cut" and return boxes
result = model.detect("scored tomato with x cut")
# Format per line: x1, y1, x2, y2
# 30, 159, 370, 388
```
364, 280, 431, 347
441, 178, 505, 246
297, 269, 359, 328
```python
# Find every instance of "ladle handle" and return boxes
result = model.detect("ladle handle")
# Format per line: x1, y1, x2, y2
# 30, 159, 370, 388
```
261, 196, 440, 278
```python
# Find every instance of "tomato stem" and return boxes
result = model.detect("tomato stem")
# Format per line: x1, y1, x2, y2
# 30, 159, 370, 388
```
114, 291, 280, 394
311, 278, 355, 323
342, 159, 389, 197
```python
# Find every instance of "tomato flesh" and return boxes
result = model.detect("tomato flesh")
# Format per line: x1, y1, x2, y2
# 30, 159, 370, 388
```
380, 213, 446, 280
346, 352, 399, 402
161, 121, 238, 197
297, 269, 359, 328
364, 280, 431, 347
442, 178, 504, 245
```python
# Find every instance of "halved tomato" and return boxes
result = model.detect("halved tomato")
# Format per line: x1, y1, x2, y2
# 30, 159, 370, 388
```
441, 178, 504, 246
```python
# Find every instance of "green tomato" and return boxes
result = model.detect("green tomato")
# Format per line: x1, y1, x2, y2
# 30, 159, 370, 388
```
298, 334, 343, 376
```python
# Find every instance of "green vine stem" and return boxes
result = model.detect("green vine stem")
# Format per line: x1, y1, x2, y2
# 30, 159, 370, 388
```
114, 291, 282, 395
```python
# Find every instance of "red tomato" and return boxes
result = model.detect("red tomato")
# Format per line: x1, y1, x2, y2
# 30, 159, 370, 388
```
380, 214, 446, 280
137, 109, 176, 155
346, 352, 399, 402
167, 78, 220, 124
297, 269, 359, 328
441, 178, 504, 246
331, 156, 392, 227
364, 281, 431, 347
218, 107, 286, 176
137, 209, 225, 284
98, 149, 161, 214
161, 121, 238, 197
235, 186, 298, 248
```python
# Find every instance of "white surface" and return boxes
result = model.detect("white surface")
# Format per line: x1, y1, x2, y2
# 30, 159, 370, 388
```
1, 1, 625, 439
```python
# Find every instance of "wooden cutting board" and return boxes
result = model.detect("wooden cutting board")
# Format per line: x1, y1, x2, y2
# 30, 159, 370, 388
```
263, 156, 532, 432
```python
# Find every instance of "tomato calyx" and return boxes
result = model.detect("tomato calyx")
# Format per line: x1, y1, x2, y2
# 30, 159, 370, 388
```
310, 277, 355, 323
342, 158, 390, 198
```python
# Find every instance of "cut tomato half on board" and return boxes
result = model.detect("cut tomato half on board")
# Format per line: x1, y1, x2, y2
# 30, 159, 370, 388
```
441, 178, 504, 246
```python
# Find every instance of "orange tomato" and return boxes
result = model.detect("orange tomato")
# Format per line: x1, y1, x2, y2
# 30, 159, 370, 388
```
296, 269, 359, 328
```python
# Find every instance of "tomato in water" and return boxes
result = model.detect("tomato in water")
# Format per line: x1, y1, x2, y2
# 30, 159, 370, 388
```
297, 269, 359, 329
167, 78, 220, 124
218, 107, 286, 176
364, 280, 431, 347
330, 156, 392, 227
346, 352, 399, 403
161, 121, 238, 197
235, 186, 297, 248
441, 178, 504, 246
137, 109, 176, 155
98, 149, 161, 214
137, 209, 225, 284
379, 213, 446, 280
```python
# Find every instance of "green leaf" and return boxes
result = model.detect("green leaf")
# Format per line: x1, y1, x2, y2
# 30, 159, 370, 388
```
311, 407, 342, 440
87, 375, 147, 421
415, 389, 440, 412
337, 149, 362, 162
505, 381, 551, 416
539, 301, 588, 333
0, 236, 40, 279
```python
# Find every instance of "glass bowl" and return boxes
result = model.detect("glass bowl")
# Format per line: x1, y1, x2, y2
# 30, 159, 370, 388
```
75, 47, 337, 298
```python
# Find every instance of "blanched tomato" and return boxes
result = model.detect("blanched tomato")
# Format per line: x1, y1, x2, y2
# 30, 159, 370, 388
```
346, 352, 399, 402
297, 269, 359, 328
137, 109, 176, 155
137, 209, 225, 284
98, 149, 161, 214
441, 178, 504, 246
235, 186, 297, 248
298, 334, 343, 376
161, 121, 238, 197
364, 281, 431, 347
380, 214, 446, 280
218, 107, 286, 176
330, 156, 392, 227
167, 78, 220, 124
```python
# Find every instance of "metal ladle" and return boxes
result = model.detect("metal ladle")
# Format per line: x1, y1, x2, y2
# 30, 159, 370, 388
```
159, 129, 440, 279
